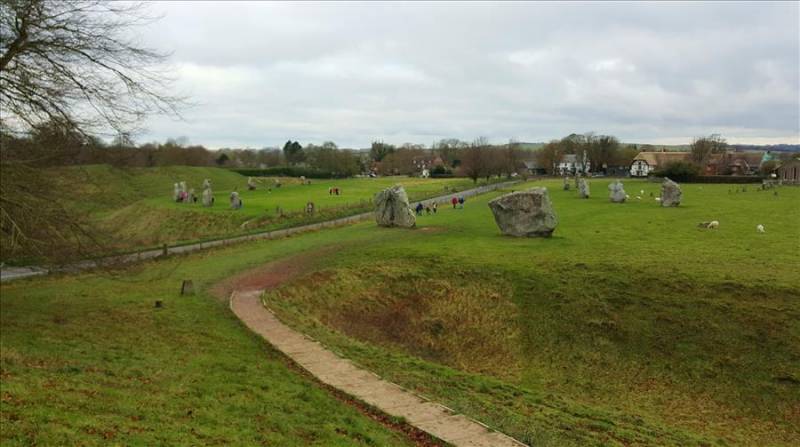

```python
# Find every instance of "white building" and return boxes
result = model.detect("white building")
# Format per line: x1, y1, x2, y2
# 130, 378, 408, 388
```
629, 152, 691, 177
557, 153, 590, 175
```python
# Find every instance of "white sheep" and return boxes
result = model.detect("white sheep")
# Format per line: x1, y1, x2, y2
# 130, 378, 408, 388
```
640, 189, 644, 195
707, 220, 719, 229
625, 194, 630, 200
756, 224, 765, 233
636, 195, 642, 200
655, 197, 661, 202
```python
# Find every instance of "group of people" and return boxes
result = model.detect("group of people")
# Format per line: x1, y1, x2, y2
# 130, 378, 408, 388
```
415, 202, 438, 215
328, 187, 342, 196
451, 196, 466, 209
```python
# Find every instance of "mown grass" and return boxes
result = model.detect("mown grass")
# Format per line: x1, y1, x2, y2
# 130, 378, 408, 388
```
260, 178, 800, 446
0, 230, 417, 446
3, 177, 797, 446
56, 165, 485, 251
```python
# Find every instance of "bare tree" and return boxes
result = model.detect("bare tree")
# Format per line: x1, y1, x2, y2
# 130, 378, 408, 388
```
460, 137, 489, 184
1, 0, 182, 135
1, 0, 183, 264
690, 134, 727, 166
536, 140, 563, 175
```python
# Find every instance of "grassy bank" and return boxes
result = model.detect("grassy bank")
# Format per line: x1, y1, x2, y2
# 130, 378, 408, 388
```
0, 230, 424, 446
56, 165, 488, 253
3, 177, 797, 446
260, 178, 800, 446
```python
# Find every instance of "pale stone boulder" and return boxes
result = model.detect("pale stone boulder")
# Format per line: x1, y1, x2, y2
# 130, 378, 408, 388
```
488, 187, 558, 237
661, 178, 682, 207
578, 178, 590, 199
563, 176, 570, 191
374, 185, 416, 228
230, 191, 243, 210
608, 180, 626, 203
202, 187, 214, 207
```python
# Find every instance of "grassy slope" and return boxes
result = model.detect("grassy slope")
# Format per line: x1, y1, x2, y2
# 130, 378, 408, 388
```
3, 178, 797, 446
260, 179, 800, 446
0, 232, 419, 446
57, 165, 482, 250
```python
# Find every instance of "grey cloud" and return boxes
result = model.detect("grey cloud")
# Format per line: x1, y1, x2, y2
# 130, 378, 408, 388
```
138, 1, 799, 147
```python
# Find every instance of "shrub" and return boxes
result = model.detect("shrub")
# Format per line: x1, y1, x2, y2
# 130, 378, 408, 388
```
652, 161, 701, 182
231, 166, 342, 179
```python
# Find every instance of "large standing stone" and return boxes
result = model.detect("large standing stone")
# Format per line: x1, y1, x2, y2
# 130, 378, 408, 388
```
563, 176, 571, 191
247, 177, 257, 190
608, 180, 626, 203
202, 187, 214, 207
374, 185, 416, 228
661, 177, 682, 207
578, 178, 590, 199
488, 188, 558, 237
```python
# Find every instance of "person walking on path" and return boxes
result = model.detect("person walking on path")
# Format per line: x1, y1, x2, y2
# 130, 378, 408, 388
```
432, 202, 438, 214
458, 196, 465, 208
451, 196, 458, 209
415, 202, 424, 215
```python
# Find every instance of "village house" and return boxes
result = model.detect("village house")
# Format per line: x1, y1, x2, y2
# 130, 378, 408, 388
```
412, 155, 444, 177
557, 153, 590, 175
629, 151, 691, 177
776, 159, 800, 184
523, 160, 547, 176
703, 152, 764, 176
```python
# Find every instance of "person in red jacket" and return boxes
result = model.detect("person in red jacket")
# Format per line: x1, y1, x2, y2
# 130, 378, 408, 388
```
451, 196, 458, 209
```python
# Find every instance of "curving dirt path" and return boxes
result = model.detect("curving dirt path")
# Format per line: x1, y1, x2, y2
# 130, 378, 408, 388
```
227, 256, 527, 447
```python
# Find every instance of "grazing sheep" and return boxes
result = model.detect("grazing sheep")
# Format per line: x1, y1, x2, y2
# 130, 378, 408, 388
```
707, 220, 719, 229
640, 189, 645, 195
636, 195, 642, 200
625, 194, 630, 200
655, 197, 661, 202
757, 224, 765, 233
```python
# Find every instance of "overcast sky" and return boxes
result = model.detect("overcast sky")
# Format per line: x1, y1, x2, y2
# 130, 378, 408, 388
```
137, 1, 800, 149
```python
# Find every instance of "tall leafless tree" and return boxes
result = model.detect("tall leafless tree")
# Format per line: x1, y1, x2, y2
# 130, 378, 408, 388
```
1, 0, 183, 263
460, 137, 490, 184
1, 0, 182, 135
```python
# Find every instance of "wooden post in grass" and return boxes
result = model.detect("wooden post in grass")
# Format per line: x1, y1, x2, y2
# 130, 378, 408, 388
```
162, 244, 168, 256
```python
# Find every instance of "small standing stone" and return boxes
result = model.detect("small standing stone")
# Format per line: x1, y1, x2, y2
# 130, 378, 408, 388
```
180, 280, 194, 296
305, 201, 315, 214
247, 177, 257, 191
608, 180, 626, 203
230, 191, 243, 209
578, 178, 590, 199
202, 186, 214, 207
660, 177, 682, 207
563, 176, 570, 191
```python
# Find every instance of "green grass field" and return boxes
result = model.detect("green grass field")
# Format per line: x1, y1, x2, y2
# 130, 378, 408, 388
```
2, 177, 797, 446
259, 179, 800, 446
0, 229, 426, 446
58, 165, 484, 251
